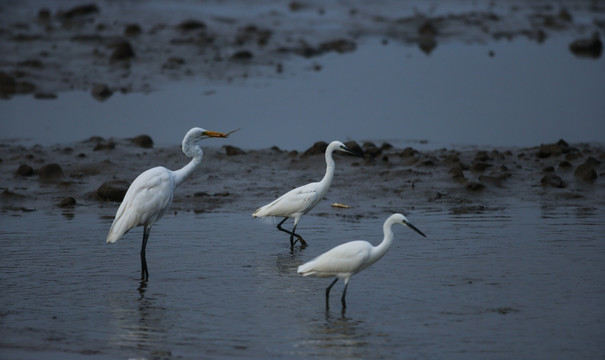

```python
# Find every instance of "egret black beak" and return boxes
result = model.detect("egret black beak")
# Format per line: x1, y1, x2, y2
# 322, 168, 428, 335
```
406, 221, 427, 237
342, 145, 363, 157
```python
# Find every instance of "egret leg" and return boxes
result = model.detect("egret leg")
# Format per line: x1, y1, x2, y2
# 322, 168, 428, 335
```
276, 218, 306, 248
140, 226, 150, 281
325, 278, 339, 309
341, 282, 349, 310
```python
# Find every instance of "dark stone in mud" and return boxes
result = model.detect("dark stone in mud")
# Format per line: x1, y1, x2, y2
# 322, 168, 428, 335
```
16, 164, 34, 177
537, 139, 571, 158
93, 141, 116, 151
319, 39, 356, 54
38, 163, 64, 181
230, 50, 254, 61
162, 57, 185, 69
400, 147, 418, 158
574, 157, 599, 182
109, 41, 135, 63
303, 141, 328, 156
58, 197, 76, 208
344, 141, 363, 156
569, 33, 602, 59
176, 19, 206, 32
466, 182, 485, 191
0, 72, 17, 97
34, 92, 58, 100
97, 180, 129, 202
224, 145, 246, 156
124, 24, 142, 37
91, 84, 113, 101
559, 160, 573, 169
470, 161, 491, 172
59, 4, 100, 19
541, 174, 566, 188
448, 164, 466, 181
362, 142, 382, 157
131, 135, 154, 148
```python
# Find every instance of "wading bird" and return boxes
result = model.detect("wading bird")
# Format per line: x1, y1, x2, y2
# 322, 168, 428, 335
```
106, 127, 231, 280
297, 213, 426, 311
252, 141, 360, 249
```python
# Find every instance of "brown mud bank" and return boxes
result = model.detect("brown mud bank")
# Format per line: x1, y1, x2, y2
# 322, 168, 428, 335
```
1, 0, 603, 100
1, 137, 603, 220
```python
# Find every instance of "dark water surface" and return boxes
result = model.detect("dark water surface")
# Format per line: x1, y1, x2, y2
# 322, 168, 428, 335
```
1, 36, 604, 150
1, 201, 604, 359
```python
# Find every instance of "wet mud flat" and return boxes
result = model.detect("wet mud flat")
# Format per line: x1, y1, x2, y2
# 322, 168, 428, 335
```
1, 137, 603, 218
1, 138, 604, 359
1, 0, 603, 100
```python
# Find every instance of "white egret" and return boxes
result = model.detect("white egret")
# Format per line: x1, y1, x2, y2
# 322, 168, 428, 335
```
106, 127, 230, 280
297, 213, 426, 310
252, 141, 361, 248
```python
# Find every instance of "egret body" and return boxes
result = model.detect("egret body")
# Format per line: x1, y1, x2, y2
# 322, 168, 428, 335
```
297, 213, 426, 310
106, 127, 228, 280
252, 141, 360, 248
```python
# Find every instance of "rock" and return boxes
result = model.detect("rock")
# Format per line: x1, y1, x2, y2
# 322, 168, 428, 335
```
569, 32, 602, 59
58, 197, 76, 208
224, 145, 246, 156
109, 41, 135, 63
319, 39, 356, 54
162, 57, 185, 69
131, 135, 154, 148
362, 142, 382, 157
0, 72, 17, 98
537, 140, 570, 158
38, 163, 64, 181
16, 164, 34, 176
59, 4, 99, 19
97, 180, 129, 202
574, 157, 599, 182
230, 50, 254, 60
470, 161, 491, 172
34, 92, 58, 100
344, 141, 363, 156
465, 182, 485, 191
303, 141, 328, 156
124, 24, 142, 37
400, 147, 418, 158
93, 141, 115, 151
541, 174, 566, 188
176, 19, 206, 32
91, 83, 113, 101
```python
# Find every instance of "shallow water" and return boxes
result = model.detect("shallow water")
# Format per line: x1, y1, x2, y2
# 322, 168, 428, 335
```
1, 36, 604, 150
1, 201, 604, 359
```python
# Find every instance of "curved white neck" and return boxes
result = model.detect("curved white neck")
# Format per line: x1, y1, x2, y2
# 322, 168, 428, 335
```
370, 220, 396, 265
173, 148, 203, 187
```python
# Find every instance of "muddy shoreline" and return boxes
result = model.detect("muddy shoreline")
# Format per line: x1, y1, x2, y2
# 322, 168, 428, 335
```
1, 0, 603, 100
1, 137, 603, 220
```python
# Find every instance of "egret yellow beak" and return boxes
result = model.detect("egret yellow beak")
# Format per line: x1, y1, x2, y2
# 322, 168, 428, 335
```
203, 130, 228, 138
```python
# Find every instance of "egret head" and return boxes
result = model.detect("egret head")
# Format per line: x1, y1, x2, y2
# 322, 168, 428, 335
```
392, 213, 426, 238
329, 140, 363, 157
182, 127, 229, 157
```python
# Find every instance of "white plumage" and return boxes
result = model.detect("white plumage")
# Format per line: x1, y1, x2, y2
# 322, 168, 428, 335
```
298, 213, 426, 311
253, 140, 360, 248
106, 127, 228, 280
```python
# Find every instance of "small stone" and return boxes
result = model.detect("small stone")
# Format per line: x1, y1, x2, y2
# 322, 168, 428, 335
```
16, 164, 34, 176
97, 180, 129, 202
541, 174, 566, 188
91, 84, 113, 101
109, 41, 135, 63
131, 135, 153, 148
303, 141, 328, 156
58, 197, 76, 208
224, 145, 246, 156
38, 163, 64, 181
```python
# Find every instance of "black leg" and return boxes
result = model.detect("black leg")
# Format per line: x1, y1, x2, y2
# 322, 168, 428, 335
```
341, 282, 349, 310
140, 226, 150, 281
276, 218, 306, 248
325, 278, 339, 309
